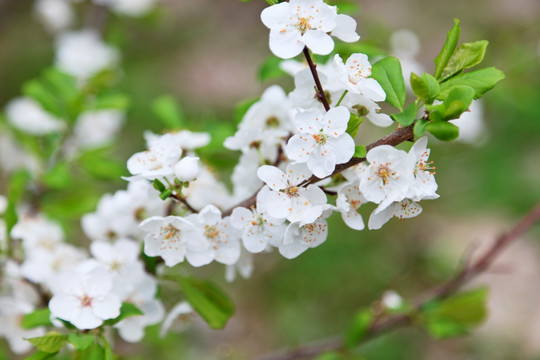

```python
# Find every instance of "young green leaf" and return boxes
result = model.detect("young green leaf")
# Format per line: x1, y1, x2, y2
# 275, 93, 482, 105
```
371, 57, 406, 111
391, 103, 417, 126
26, 332, 68, 353
23, 351, 59, 360
440, 40, 489, 81
5, 170, 31, 237
22, 308, 52, 329
353, 145, 366, 158
345, 309, 373, 348
152, 95, 186, 129
80, 343, 105, 360
91, 93, 131, 110
103, 302, 143, 326
410, 73, 440, 104
43, 162, 71, 189
67, 333, 95, 351
434, 19, 461, 79
413, 119, 429, 138
427, 85, 475, 121
176, 276, 235, 330
419, 287, 489, 339
426, 121, 460, 141
437, 67, 505, 100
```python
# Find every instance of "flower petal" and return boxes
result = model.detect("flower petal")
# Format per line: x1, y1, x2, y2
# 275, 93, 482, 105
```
302, 30, 334, 55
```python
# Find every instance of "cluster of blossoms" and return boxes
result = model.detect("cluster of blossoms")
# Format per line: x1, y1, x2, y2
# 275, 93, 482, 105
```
0, 0, 498, 355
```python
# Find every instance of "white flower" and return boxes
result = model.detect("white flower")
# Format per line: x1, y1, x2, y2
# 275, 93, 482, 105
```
225, 249, 254, 282
6, 97, 65, 135
114, 270, 164, 343
0, 133, 41, 175
139, 216, 208, 267
55, 29, 119, 80
407, 137, 439, 201
20, 243, 87, 288
49, 265, 122, 330
257, 163, 326, 224
174, 156, 200, 182
72, 109, 125, 149
90, 238, 140, 273
368, 199, 422, 230
333, 54, 385, 101
94, 0, 158, 17
82, 179, 166, 242
0, 296, 45, 354
34, 0, 74, 33
342, 94, 393, 127
286, 106, 355, 178
360, 145, 415, 209
231, 149, 263, 202
11, 213, 64, 253
159, 301, 193, 337
261, 0, 358, 59
336, 183, 366, 230
149, 130, 210, 151
183, 166, 234, 211
289, 68, 341, 110
127, 132, 182, 180
185, 205, 241, 266
278, 209, 332, 259
230, 203, 286, 253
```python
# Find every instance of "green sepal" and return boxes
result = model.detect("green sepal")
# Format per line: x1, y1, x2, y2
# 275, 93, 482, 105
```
353, 145, 367, 158
159, 189, 173, 200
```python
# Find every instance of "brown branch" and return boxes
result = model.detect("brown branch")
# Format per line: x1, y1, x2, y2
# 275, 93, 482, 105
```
171, 193, 198, 214
303, 47, 331, 112
254, 200, 540, 360
222, 125, 414, 217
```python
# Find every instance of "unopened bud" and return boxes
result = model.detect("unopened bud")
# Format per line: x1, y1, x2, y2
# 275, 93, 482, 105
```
174, 156, 200, 182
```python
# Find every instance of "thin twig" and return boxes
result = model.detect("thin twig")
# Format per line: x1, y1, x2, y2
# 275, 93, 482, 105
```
171, 193, 198, 214
303, 47, 331, 111
255, 200, 540, 360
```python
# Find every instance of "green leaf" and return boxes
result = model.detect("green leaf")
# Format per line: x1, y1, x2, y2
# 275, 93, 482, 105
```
413, 119, 429, 138
419, 287, 489, 339
410, 73, 440, 104
440, 40, 489, 80
438, 67, 505, 100
391, 103, 417, 126
176, 276, 234, 330
426, 121, 460, 141
91, 93, 131, 110
346, 113, 364, 138
102, 338, 115, 360
22, 308, 52, 329
104, 303, 143, 326
353, 145, 366, 158
26, 332, 68, 353
78, 148, 126, 181
152, 95, 185, 129
5, 170, 31, 238
42, 185, 100, 220
153, 179, 166, 192
23, 351, 59, 360
371, 57, 406, 111
43, 162, 71, 189
22, 80, 61, 117
345, 309, 373, 347
434, 19, 460, 79
427, 85, 475, 121
258, 56, 286, 82
68, 333, 95, 351
80, 343, 105, 360
42, 68, 78, 104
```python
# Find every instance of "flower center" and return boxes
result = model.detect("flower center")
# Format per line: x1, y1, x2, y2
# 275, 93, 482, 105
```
265, 116, 280, 128
80, 294, 93, 307
297, 17, 312, 32
312, 131, 328, 145
284, 185, 299, 198
204, 225, 220, 239
161, 224, 180, 242
375, 163, 396, 185
416, 159, 436, 175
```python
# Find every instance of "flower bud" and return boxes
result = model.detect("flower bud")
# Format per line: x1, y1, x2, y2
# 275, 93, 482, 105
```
174, 156, 200, 182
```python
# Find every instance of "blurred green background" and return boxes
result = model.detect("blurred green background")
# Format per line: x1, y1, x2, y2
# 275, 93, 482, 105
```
1, 0, 540, 359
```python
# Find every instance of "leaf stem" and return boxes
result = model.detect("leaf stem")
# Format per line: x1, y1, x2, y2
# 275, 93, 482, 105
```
336, 90, 349, 107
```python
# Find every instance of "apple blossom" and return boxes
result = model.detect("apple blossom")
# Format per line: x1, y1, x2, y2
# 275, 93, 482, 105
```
286, 106, 355, 178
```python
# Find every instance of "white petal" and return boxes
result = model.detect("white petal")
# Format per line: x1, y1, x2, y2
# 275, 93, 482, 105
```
360, 78, 386, 102
368, 205, 394, 230
263, 190, 292, 219
92, 293, 121, 320
287, 162, 312, 185
215, 241, 241, 265
331, 14, 360, 42
257, 165, 287, 191
71, 307, 103, 330
185, 250, 215, 267
260, 2, 290, 29
294, 108, 324, 134
242, 230, 268, 253
322, 106, 349, 136
302, 30, 334, 55
269, 28, 304, 59
286, 134, 315, 163
307, 146, 337, 178
342, 210, 365, 230
327, 134, 355, 164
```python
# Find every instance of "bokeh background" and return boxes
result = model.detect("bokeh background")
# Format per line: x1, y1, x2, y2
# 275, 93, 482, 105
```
1, 0, 540, 359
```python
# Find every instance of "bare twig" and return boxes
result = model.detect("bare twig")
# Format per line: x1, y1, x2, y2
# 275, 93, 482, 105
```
255, 200, 540, 360
303, 47, 331, 111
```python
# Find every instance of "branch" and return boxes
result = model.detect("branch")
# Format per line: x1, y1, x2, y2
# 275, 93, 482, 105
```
303, 47, 330, 112
255, 200, 540, 360
171, 193, 198, 214
222, 125, 414, 217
